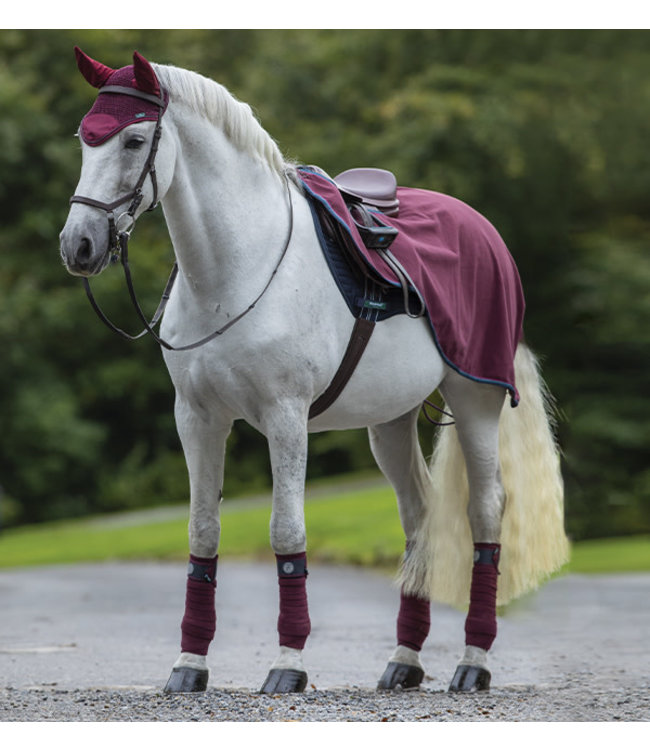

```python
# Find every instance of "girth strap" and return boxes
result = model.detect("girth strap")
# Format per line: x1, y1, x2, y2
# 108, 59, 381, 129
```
308, 317, 375, 420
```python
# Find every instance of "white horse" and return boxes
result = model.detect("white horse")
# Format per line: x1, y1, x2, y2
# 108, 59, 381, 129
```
60, 49, 569, 695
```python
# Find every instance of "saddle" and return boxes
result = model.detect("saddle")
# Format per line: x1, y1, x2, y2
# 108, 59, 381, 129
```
334, 167, 400, 217
304, 165, 424, 420
329, 166, 423, 314
306, 166, 400, 251
336, 169, 400, 252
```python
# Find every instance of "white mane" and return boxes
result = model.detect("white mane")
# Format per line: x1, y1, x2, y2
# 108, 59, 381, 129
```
153, 64, 290, 176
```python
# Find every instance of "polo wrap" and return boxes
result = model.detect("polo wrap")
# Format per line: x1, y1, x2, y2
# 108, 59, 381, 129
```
397, 589, 431, 652
275, 552, 311, 650
180, 554, 217, 656
465, 543, 501, 651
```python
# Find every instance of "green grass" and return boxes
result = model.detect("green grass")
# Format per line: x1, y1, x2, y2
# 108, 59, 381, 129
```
0, 478, 402, 570
0, 514, 189, 569
0, 479, 648, 574
566, 535, 650, 573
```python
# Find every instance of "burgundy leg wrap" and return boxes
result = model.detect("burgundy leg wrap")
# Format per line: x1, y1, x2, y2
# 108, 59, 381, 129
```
276, 552, 311, 650
465, 543, 501, 651
397, 589, 431, 652
180, 554, 217, 656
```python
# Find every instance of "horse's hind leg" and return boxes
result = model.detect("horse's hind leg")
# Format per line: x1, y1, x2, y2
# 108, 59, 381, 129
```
369, 407, 433, 691
440, 375, 506, 692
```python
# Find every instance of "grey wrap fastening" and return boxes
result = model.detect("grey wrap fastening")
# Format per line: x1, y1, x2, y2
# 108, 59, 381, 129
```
276, 557, 308, 578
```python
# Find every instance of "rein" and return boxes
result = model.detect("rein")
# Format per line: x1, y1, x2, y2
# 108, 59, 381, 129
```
70, 85, 295, 352
118, 175, 293, 352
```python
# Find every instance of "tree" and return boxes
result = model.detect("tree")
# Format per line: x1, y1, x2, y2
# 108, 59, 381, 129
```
0, 30, 648, 538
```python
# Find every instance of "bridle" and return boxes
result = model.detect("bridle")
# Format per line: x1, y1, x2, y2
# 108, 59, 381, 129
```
69, 84, 294, 352
70, 85, 166, 258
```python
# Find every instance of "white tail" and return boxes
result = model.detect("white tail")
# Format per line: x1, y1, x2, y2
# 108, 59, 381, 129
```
400, 343, 570, 609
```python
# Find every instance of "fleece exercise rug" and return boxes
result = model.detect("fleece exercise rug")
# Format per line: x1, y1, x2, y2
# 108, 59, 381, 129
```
298, 167, 525, 406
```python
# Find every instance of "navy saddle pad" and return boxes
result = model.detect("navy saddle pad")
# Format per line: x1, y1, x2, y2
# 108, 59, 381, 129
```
304, 192, 420, 321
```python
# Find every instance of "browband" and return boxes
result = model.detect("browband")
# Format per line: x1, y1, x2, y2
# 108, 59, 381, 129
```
98, 84, 167, 109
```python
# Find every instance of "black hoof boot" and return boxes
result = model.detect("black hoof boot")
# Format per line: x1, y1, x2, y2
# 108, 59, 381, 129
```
448, 664, 491, 693
377, 661, 425, 691
260, 668, 308, 694
164, 666, 209, 694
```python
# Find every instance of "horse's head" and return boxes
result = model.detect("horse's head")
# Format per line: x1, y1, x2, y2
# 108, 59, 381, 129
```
60, 48, 175, 276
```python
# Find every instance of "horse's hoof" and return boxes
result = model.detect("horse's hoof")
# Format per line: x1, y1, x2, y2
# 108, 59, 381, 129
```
448, 664, 491, 693
377, 661, 424, 691
260, 668, 308, 694
164, 666, 209, 693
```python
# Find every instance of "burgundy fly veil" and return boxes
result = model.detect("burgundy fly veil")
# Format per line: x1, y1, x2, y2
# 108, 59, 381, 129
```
75, 47, 167, 146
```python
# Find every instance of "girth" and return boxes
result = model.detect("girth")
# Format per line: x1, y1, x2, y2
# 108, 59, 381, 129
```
308, 317, 376, 419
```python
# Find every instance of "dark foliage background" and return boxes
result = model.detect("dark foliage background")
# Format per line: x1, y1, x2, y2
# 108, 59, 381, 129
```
1, 30, 648, 539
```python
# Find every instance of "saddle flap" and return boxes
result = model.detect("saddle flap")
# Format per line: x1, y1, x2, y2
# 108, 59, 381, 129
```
334, 168, 400, 216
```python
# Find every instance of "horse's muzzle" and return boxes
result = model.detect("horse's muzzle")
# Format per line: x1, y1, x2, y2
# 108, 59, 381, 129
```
59, 225, 110, 277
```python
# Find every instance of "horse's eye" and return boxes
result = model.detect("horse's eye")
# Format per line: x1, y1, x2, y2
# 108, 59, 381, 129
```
125, 136, 145, 150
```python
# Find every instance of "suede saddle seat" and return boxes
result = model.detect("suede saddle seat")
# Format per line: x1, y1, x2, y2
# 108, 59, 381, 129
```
334, 167, 400, 217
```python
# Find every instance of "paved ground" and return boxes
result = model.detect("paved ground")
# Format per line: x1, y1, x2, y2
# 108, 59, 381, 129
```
0, 561, 648, 721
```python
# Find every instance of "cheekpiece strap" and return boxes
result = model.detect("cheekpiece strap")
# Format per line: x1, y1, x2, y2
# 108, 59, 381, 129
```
276, 556, 308, 578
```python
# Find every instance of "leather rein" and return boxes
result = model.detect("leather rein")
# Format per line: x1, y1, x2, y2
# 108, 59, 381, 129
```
69, 84, 294, 352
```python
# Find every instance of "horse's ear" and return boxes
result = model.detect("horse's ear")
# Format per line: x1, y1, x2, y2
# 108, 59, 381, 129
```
133, 50, 160, 97
74, 46, 115, 88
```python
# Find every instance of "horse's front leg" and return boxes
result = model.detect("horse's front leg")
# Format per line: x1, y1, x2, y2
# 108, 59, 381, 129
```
164, 395, 232, 694
259, 403, 311, 694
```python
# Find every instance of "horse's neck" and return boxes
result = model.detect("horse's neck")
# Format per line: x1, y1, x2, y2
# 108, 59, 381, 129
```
161, 113, 289, 306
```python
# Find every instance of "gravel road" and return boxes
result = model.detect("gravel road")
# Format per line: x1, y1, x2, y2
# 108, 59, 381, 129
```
0, 560, 648, 722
